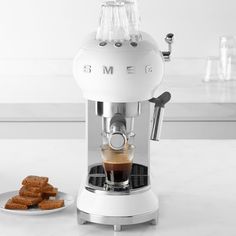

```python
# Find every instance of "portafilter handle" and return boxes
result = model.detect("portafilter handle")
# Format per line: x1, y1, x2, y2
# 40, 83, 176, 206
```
149, 92, 171, 141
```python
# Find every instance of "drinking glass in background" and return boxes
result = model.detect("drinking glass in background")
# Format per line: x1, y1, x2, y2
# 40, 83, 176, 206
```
203, 56, 222, 82
220, 36, 236, 81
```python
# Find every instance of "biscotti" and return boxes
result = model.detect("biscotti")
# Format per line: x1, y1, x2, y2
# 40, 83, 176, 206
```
43, 187, 58, 197
43, 183, 54, 191
22, 176, 48, 188
5, 199, 27, 210
5, 175, 64, 211
38, 200, 64, 210
12, 195, 42, 206
19, 186, 43, 198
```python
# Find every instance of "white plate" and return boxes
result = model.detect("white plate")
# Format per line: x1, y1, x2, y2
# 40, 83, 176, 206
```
0, 191, 74, 215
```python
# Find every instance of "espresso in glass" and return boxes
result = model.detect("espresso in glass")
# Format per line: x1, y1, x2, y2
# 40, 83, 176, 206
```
101, 144, 134, 187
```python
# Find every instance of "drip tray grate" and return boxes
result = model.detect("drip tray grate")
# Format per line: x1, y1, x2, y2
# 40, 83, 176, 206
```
88, 163, 148, 190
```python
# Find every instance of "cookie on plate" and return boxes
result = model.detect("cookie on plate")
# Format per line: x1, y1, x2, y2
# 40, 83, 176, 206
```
5, 199, 27, 210
19, 186, 42, 198
38, 199, 64, 210
12, 195, 42, 206
22, 176, 48, 188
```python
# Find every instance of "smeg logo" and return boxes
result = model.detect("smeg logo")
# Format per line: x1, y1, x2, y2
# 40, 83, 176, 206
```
83, 65, 153, 75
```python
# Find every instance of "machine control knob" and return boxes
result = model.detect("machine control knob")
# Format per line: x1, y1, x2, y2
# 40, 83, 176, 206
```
109, 132, 127, 150
115, 42, 122, 47
130, 42, 138, 47
99, 41, 107, 46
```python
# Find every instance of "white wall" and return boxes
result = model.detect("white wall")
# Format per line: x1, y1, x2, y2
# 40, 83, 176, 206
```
0, 0, 235, 59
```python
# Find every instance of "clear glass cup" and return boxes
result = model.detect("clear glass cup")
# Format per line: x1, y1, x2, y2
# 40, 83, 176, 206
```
101, 144, 134, 188
122, 0, 141, 41
203, 57, 222, 82
220, 36, 236, 81
96, 1, 130, 42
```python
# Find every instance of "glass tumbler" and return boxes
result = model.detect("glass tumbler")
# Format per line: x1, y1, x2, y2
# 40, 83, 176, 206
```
203, 57, 221, 82
101, 144, 134, 188
220, 36, 236, 80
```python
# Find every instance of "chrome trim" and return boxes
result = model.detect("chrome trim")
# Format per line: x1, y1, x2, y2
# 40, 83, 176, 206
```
102, 117, 134, 135
150, 107, 164, 141
77, 209, 158, 231
96, 102, 141, 118
85, 185, 151, 196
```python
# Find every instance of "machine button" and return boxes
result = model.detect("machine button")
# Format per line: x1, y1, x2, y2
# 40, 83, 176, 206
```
130, 42, 138, 47
99, 41, 107, 47
115, 42, 122, 47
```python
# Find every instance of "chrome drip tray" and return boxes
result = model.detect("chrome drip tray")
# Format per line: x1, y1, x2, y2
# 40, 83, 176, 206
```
87, 163, 148, 191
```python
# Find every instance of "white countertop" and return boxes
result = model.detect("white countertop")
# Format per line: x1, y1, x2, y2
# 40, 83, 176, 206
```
0, 139, 236, 235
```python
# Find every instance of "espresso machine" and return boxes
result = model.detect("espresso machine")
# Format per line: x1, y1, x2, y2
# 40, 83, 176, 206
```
73, 0, 173, 231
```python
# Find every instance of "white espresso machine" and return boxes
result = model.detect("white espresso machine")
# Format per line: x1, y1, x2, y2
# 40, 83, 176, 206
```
73, 0, 173, 231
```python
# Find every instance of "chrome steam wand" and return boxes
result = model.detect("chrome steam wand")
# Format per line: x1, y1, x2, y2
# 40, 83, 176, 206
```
149, 92, 171, 141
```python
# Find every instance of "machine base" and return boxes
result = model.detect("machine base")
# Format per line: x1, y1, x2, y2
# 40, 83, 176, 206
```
77, 186, 159, 231
77, 209, 158, 232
